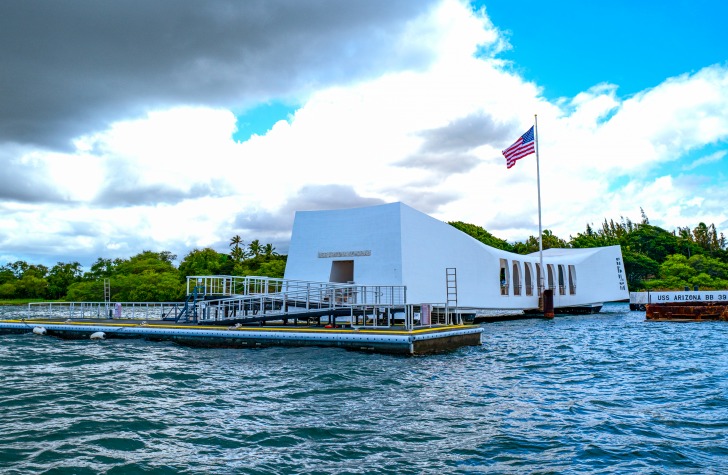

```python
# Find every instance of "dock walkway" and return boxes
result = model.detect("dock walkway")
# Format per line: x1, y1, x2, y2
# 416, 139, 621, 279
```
5, 276, 484, 355
0, 318, 483, 355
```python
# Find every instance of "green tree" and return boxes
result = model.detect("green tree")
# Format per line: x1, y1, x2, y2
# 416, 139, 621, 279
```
179, 248, 230, 278
640, 207, 650, 225
229, 235, 249, 264
6, 261, 30, 278
5, 261, 48, 280
691, 222, 725, 254
65, 280, 104, 301
113, 271, 184, 302
0, 265, 16, 285
512, 230, 568, 255
257, 259, 286, 278
688, 254, 728, 280
85, 257, 123, 280
111, 251, 181, 301
659, 254, 695, 283
230, 235, 242, 248
620, 224, 685, 262
690, 272, 728, 289
68, 250, 182, 302
0, 282, 17, 298
115, 250, 177, 276
0, 261, 49, 298
448, 221, 513, 251
621, 249, 659, 290
248, 239, 262, 258
15, 275, 48, 299
644, 253, 728, 290
47, 262, 83, 299
570, 223, 619, 248
262, 243, 278, 258
0, 265, 18, 298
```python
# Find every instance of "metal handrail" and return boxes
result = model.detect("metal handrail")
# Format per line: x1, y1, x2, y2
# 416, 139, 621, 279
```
198, 282, 407, 323
25, 277, 478, 331
27, 301, 185, 320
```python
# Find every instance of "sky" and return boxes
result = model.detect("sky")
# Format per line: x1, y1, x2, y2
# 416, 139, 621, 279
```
1, 0, 727, 269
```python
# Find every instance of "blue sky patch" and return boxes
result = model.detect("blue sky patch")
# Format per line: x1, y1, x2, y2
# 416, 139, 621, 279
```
233, 101, 299, 142
476, 0, 727, 101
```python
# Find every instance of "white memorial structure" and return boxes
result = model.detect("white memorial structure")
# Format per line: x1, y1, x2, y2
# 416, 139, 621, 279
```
284, 202, 629, 314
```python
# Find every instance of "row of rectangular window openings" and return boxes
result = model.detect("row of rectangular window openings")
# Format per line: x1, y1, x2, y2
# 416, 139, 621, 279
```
500, 284, 575, 296
499, 261, 577, 296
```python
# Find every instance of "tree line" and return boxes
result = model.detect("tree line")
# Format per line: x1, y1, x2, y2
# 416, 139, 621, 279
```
0, 238, 286, 302
450, 209, 728, 291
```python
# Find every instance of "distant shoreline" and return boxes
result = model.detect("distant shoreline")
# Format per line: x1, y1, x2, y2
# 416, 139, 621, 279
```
0, 299, 52, 306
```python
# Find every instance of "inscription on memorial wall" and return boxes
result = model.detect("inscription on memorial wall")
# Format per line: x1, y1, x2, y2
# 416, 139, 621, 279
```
318, 250, 371, 258
616, 257, 626, 291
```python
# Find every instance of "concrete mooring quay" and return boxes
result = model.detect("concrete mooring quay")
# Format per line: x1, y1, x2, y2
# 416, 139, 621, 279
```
644, 302, 728, 322
0, 318, 483, 356
630, 291, 728, 321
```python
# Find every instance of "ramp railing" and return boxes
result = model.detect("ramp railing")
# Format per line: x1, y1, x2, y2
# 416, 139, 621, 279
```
186, 276, 248, 296
197, 282, 407, 323
27, 301, 185, 320
186, 276, 407, 304
26, 277, 470, 330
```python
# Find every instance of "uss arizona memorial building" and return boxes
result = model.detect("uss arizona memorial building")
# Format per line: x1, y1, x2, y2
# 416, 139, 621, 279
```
284, 202, 629, 313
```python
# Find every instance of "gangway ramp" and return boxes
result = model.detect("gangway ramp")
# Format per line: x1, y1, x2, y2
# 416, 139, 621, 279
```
187, 276, 407, 326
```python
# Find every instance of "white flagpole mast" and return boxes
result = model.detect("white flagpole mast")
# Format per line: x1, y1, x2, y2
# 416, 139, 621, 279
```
534, 114, 544, 295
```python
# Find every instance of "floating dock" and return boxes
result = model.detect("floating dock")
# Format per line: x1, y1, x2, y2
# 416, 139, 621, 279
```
0, 276, 487, 355
0, 318, 483, 355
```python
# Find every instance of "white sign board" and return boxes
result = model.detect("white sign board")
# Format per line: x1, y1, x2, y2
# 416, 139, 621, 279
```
630, 291, 728, 304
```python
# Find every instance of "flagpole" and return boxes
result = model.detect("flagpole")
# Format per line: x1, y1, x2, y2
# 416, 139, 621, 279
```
534, 114, 544, 295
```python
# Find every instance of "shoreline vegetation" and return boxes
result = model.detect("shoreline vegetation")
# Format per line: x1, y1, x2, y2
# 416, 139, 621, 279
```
0, 299, 51, 306
0, 238, 285, 303
2, 213, 727, 303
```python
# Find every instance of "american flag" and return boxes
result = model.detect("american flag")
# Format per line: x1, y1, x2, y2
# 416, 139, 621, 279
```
502, 126, 535, 169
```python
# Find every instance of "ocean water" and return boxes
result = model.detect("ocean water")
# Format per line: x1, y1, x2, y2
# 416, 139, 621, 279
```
1, 302, 727, 474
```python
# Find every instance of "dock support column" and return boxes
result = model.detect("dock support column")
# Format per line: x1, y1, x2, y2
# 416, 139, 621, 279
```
542, 289, 554, 318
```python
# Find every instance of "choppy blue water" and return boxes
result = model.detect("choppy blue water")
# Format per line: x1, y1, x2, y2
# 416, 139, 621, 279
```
1, 302, 727, 474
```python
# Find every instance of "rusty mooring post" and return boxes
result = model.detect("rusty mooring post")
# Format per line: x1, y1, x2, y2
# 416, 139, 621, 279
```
542, 289, 554, 318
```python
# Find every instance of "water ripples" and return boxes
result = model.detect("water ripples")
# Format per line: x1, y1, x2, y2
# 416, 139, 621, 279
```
1, 303, 727, 474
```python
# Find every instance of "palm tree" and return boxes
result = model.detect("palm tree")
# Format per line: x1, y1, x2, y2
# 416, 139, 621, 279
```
248, 239, 262, 258
229, 235, 246, 263
230, 246, 246, 263
263, 243, 278, 258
